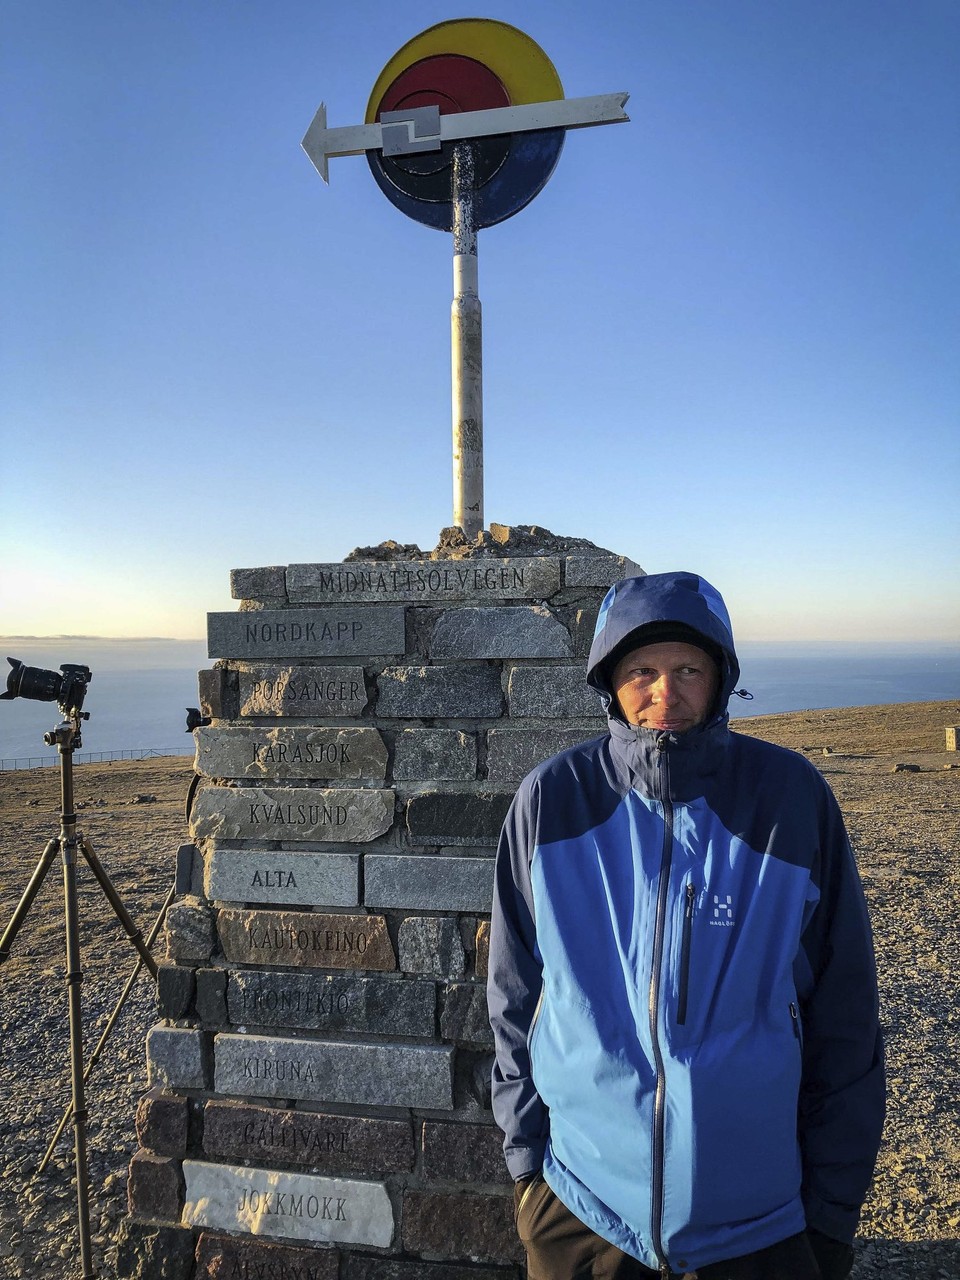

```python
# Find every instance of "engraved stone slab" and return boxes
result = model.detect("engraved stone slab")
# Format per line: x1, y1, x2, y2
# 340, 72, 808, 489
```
190, 787, 394, 843
203, 1100, 413, 1174
429, 607, 571, 660
237, 668, 368, 718
205, 850, 360, 907
226, 970, 435, 1036
506, 665, 606, 718
196, 1233, 338, 1280
214, 1034, 454, 1109
365, 856, 494, 912
287, 559, 560, 603
218, 909, 395, 970
208, 608, 404, 659
182, 1159, 394, 1247
198, 725, 386, 781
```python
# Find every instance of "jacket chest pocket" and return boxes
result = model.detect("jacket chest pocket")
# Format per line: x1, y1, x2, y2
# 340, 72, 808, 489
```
677, 881, 696, 1025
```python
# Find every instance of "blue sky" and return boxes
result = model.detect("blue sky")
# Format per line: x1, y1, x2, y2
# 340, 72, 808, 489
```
2, 1, 957, 642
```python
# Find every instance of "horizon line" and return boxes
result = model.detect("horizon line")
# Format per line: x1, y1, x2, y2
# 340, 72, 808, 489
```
2, 634, 957, 647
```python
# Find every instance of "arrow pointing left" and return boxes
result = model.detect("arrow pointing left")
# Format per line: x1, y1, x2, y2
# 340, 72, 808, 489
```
302, 93, 630, 183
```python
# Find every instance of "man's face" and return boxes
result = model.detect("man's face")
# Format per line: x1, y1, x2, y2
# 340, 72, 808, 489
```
611, 640, 719, 733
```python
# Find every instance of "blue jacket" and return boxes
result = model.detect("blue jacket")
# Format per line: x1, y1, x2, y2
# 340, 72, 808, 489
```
488, 572, 884, 1273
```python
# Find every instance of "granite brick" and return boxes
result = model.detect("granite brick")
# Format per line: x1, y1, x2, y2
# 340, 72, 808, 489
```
421, 1121, 510, 1184
430, 607, 571, 660
135, 1089, 188, 1158
398, 917, 466, 978
402, 1190, 521, 1264
127, 1150, 183, 1222
195, 968, 228, 1024
365, 855, 495, 912
393, 729, 476, 780
146, 1025, 206, 1091
563, 554, 643, 588
114, 1220, 195, 1280
486, 727, 598, 782
506, 665, 605, 719
344, 1259, 517, 1280
441, 983, 493, 1046
376, 665, 503, 719
230, 565, 288, 600
405, 793, 512, 846
156, 964, 195, 1020
163, 896, 214, 962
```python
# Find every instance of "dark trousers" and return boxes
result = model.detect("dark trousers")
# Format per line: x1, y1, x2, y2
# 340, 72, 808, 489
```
516, 1175, 822, 1280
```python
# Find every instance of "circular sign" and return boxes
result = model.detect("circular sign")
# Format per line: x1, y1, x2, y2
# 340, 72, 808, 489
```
366, 19, 565, 231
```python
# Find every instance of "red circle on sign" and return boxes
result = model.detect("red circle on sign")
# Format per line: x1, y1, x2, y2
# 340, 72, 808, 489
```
377, 53, 511, 186
377, 53, 510, 116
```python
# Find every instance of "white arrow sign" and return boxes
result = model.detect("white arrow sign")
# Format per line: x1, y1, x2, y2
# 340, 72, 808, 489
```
302, 92, 630, 183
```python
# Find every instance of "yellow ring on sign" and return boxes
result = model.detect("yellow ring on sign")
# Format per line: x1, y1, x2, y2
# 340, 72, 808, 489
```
365, 18, 564, 123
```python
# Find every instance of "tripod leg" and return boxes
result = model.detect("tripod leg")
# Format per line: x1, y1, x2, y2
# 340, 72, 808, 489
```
61, 833, 99, 1279
77, 836, 159, 979
37, 880, 176, 1175
0, 837, 60, 963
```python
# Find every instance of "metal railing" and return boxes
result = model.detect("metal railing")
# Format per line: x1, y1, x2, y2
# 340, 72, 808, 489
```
0, 747, 195, 772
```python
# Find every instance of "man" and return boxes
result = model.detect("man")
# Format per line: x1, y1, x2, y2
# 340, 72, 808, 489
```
488, 572, 884, 1279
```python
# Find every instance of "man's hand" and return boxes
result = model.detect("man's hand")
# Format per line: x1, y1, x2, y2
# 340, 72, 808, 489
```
807, 1228, 855, 1280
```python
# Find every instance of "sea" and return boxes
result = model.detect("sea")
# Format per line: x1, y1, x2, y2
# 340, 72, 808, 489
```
0, 637, 957, 767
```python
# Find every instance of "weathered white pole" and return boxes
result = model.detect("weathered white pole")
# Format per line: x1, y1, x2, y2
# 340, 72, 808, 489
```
451, 142, 483, 538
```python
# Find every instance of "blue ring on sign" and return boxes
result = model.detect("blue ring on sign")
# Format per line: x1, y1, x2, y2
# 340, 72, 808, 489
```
366, 128, 564, 231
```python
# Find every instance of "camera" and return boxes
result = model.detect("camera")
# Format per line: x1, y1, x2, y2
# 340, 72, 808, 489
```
1, 657, 92, 718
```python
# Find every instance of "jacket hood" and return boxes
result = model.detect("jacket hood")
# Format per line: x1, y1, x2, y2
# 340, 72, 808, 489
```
587, 571, 741, 723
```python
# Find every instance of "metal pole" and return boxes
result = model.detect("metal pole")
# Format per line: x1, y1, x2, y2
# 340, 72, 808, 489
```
451, 141, 483, 538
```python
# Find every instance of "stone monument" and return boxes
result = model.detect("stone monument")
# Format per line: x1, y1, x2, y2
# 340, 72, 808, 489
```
117, 525, 642, 1278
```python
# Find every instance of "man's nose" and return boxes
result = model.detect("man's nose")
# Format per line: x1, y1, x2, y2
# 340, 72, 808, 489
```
654, 675, 680, 704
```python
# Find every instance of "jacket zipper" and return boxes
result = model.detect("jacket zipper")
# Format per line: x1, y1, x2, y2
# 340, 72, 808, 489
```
790, 1001, 802, 1046
648, 733, 674, 1276
677, 882, 696, 1026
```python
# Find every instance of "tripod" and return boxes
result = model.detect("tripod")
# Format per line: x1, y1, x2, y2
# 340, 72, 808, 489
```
0, 711, 163, 1279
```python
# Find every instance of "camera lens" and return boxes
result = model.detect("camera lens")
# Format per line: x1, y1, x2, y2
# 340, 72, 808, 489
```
3, 658, 63, 703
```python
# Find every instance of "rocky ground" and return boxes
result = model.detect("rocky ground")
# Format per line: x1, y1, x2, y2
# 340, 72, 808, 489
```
0, 701, 957, 1279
